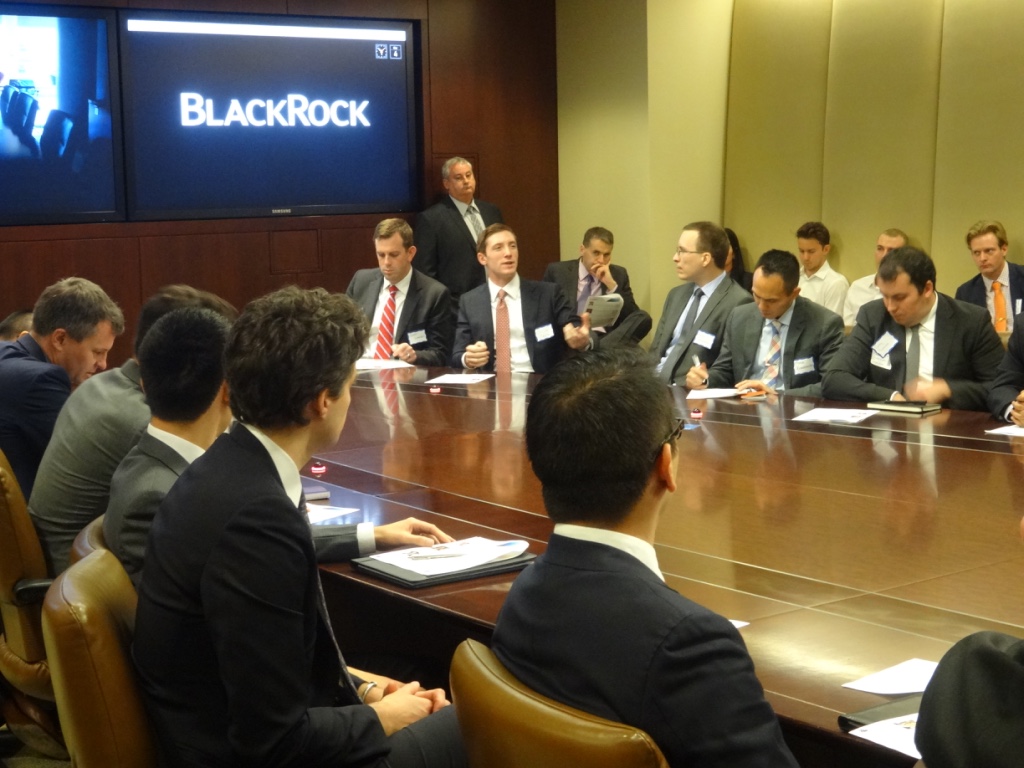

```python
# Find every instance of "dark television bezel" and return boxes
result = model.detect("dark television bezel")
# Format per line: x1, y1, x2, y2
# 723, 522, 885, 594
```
118, 8, 422, 223
0, 2, 126, 227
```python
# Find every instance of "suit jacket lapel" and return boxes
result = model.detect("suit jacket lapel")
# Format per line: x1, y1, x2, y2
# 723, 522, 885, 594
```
395, 272, 419, 341
444, 197, 477, 249
657, 284, 693, 358
781, 302, 806, 386
932, 295, 952, 376
358, 274, 383, 321
521, 280, 539, 362
740, 309, 764, 380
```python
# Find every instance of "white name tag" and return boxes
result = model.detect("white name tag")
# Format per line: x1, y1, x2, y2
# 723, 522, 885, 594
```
1016, 298, 1022, 316
871, 332, 898, 357
535, 324, 555, 341
694, 330, 715, 349
870, 351, 892, 370
793, 357, 815, 375
407, 329, 427, 345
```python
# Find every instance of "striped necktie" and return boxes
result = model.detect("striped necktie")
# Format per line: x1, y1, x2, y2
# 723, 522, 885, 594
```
373, 284, 398, 359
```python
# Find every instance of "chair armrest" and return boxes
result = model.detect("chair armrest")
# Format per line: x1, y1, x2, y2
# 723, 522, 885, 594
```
13, 578, 53, 605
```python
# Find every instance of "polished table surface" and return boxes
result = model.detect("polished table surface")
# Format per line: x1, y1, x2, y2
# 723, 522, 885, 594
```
313, 367, 1024, 767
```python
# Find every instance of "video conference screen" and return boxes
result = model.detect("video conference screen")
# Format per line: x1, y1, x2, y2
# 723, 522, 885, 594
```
0, 5, 123, 225
119, 11, 420, 221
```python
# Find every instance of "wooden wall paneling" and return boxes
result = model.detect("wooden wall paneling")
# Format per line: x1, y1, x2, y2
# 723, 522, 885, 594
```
270, 229, 321, 274
819, 0, 942, 280
138, 232, 279, 318
425, 0, 559, 279
317, 224, 380, 293
286, 0, 428, 19
723, 0, 834, 265
931, 0, 1024, 290
0, 237, 143, 364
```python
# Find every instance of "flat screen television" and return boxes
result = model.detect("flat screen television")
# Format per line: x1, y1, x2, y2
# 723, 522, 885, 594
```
119, 10, 420, 221
0, 4, 124, 225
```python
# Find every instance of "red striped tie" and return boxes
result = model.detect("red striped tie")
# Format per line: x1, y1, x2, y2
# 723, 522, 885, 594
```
374, 285, 398, 360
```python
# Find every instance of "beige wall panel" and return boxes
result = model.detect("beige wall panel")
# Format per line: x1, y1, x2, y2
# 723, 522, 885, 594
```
555, 1, 651, 306
932, 0, 1024, 292
821, 0, 942, 281
724, 0, 833, 269
647, 0, 734, 321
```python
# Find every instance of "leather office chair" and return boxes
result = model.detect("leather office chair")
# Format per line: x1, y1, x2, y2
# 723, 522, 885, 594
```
0, 448, 65, 758
69, 514, 107, 567
42, 548, 157, 768
449, 639, 669, 768
38, 109, 74, 162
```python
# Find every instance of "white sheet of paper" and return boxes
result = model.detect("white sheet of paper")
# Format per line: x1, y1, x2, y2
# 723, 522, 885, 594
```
370, 537, 529, 576
305, 505, 360, 525
842, 658, 938, 695
986, 424, 1024, 436
730, 620, 749, 629
584, 294, 623, 327
686, 388, 741, 400
356, 358, 415, 370
792, 408, 876, 424
426, 373, 495, 384
850, 713, 921, 759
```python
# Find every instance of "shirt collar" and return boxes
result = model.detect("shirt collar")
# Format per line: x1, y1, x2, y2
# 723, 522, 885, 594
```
803, 261, 834, 281
383, 268, 414, 294
982, 261, 1010, 290
449, 196, 476, 217
488, 273, 521, 303
918, 293, 939, 332
553, 523, 664, 581
772, 301, 797, 328
697, 270, 728, 297
146, 423, 206, 464
240, 423, 303, 508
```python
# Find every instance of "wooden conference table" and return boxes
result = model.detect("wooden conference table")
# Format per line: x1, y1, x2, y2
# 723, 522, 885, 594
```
313, 366, 1024, 768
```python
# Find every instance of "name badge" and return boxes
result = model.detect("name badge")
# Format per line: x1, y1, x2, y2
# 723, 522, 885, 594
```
871, 332, 898, 357
694, 330, 715, 349
793, 357, 815, 375
870, 351, 892, 370
535, 324, 555, 341
407, 329, 427, 345
1016, 298, 1022, 316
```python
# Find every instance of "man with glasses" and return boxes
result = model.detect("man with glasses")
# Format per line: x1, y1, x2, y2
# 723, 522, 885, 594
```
648, 221, 752, 385
491, 348, 798, 768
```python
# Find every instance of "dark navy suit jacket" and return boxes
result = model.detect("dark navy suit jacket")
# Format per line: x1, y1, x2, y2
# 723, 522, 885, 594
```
492, 535, 797, 768
954, 261, 1024, 320
414, 196, 503, 303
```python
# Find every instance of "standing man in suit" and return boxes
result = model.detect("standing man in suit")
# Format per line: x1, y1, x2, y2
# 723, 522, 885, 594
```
843, 228, 909, 325
491, 347, 798, 768
0, 277, 123, 498
415, 156, 503, 310
452, 223, 590, 374
822, 247, 1003, 410
347, 218, 453, 367
955, 220, 1024, 332
542, 226, 652, 347
30, 285, 237, 576
649, 220, 753, 385
133, 287, 466, 768
796, 221, 849, 316
685, 249, 844, 397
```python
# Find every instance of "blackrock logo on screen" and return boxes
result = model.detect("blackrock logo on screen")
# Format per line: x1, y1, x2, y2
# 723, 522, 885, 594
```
180, 93, 371, 127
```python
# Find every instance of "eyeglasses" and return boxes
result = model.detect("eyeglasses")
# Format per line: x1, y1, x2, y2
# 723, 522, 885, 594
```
675, 248, 705, 256
654, 417, 686, 458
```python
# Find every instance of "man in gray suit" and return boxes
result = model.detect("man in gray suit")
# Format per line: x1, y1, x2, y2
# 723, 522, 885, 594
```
542, 226, 652, 347
346, 218, 453, 367
649, 221, 753, 385
685, 250, 844, 397
822, 247, 1003, 410
29, 285, 236, 576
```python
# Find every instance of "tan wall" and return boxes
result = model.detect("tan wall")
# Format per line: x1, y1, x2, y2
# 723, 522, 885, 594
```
559, 0, 1024, 331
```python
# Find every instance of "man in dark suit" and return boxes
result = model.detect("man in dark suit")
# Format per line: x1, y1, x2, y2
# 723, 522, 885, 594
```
822, 246, 1003, 410
955, 220, 1024, 332
451, 223, 590, 374
414, 157, 503, 310
685, 249, 844, 397
0, 277, 123, 498
491, 347, 797, 768
542, 226, 652, 347
347, 218, 453, 367
649, 220, 753, 384
133, 287, 465, 768
988, 321, 1024, 422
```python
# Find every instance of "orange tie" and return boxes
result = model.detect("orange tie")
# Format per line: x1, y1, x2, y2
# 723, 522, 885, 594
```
993, 281, 1007, 332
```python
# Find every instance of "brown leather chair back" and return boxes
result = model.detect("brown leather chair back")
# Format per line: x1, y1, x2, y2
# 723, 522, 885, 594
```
42, 548, 157, 768
449, 639, 669, 768
69, 514, 108, 567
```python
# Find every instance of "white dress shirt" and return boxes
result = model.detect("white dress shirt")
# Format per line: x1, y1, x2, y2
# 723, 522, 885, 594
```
799, 261, 849, 316
363, 269, 413, 358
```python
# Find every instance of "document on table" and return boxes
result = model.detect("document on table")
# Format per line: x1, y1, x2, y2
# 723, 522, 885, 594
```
356, 358, 415, 370
306, 505, 360, 526
850, 713, 921, 759
842, 658, 938, 695
369, 537, 529, 577
425, 373, 495, 384
792, 408, 876, 424
686, 388, 742, 400
986, 424, 1024, 436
